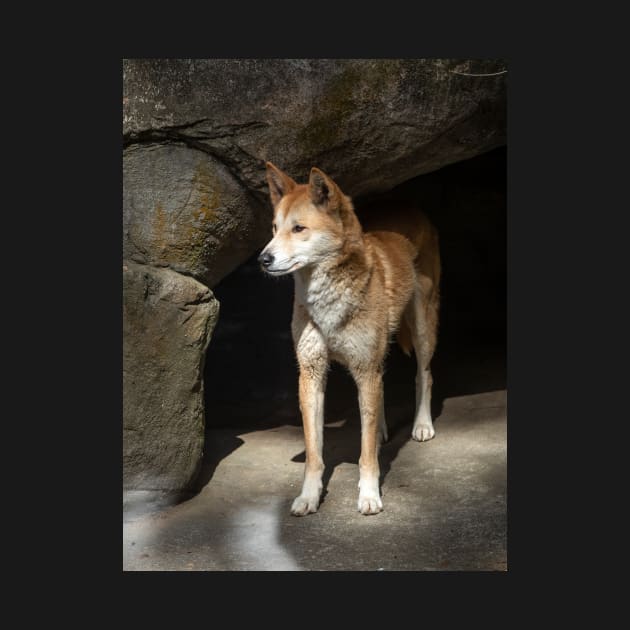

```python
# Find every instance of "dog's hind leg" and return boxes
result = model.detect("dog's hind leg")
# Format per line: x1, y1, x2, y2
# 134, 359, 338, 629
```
408, 280, 439, 442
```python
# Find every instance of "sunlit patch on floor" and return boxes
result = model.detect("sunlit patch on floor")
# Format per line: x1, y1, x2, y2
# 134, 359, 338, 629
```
228, 498, 301, 571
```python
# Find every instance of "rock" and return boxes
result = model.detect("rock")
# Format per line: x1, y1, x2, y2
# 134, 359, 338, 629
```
123, 261, 219, 493
123, 143, 269, 289
123, 59, 506, 204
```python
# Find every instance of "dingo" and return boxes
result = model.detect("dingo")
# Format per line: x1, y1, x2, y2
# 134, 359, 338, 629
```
260, 163, 441, 516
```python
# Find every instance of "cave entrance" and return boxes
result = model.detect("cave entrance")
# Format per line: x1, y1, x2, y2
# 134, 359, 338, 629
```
197, 146, 506, 491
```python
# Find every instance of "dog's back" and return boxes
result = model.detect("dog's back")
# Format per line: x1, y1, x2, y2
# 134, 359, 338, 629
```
358, 200, 441, 356
358, 200, 440, 277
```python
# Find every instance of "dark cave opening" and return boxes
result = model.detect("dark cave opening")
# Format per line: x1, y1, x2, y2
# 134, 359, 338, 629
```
198, 146, 506, 491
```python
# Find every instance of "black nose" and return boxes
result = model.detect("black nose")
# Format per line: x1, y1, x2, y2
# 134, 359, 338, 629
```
259, 251, 274, 267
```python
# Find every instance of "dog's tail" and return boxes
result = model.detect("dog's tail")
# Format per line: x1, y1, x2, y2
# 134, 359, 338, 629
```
396, 318, 414, 357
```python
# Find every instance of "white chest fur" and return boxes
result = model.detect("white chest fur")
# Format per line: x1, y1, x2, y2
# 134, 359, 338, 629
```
293, 268, 378, 366
297, 273, 347, 331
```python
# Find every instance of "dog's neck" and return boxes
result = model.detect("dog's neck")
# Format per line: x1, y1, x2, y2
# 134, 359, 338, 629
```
294, 223, 373, 334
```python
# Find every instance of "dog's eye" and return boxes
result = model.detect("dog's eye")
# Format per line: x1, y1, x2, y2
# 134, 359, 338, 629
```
292, 225, 306, 233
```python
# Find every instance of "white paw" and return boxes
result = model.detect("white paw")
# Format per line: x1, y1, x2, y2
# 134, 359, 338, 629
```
357, 493, 383, 515
290, 495, 320, 516
412, 423, 435, 442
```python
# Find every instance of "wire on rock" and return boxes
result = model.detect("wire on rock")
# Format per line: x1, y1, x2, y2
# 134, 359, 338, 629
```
451, 70, 508, 77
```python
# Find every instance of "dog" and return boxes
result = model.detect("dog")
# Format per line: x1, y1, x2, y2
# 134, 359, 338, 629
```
259, 162, 441, 516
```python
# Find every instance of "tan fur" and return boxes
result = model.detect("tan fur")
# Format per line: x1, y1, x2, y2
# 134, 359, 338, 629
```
262, 163, 441, 516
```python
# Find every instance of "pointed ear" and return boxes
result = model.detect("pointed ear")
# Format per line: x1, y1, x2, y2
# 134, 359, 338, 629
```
265, 162, 297, 206
309, 167, 339, 208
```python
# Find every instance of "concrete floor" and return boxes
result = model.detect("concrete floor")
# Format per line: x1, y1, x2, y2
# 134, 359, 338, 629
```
123, 346, 507, 571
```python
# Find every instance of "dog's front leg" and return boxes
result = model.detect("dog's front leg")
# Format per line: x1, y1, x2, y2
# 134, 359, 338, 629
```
290, 316, 328, 516
355, 369, 384, 515
291, 364, 327, 516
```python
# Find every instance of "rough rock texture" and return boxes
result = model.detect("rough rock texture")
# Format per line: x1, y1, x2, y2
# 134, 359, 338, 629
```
124, 144, 268, 288
123, 261, 219, 492
123, 58, 506, 199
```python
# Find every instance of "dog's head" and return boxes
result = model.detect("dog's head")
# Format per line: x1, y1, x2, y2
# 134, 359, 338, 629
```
258, 162, 350, 276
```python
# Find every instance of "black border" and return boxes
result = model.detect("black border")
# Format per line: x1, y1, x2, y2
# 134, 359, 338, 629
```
28, 21, 595, 602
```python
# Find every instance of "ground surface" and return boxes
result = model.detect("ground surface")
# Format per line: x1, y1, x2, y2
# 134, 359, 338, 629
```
123, 343, 506, 571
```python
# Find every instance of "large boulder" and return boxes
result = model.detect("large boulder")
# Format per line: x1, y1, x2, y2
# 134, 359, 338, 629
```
123, 261, 219, 495
124, 143, 268, 288
123, 58, 506, 204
